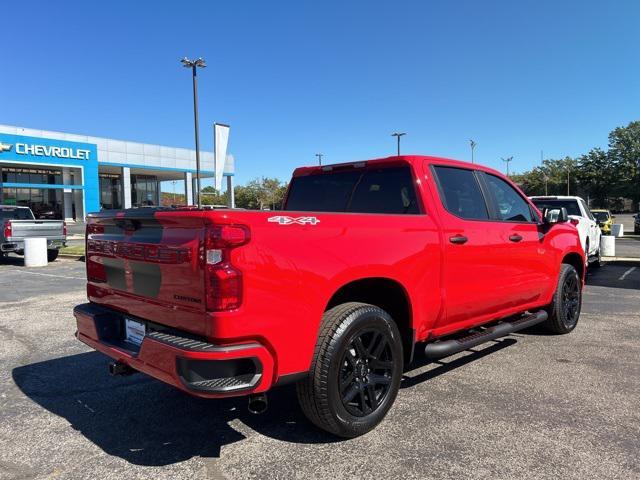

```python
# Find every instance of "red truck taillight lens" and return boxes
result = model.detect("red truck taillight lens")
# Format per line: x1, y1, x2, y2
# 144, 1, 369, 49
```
63, 221, 67, 237
3, 221, 11, 239
205, 224, 250, 311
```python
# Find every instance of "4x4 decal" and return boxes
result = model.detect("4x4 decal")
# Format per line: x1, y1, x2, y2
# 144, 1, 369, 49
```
268, 216, 320, 225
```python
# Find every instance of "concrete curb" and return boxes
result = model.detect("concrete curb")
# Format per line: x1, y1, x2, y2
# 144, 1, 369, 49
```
602, 256, 640, 266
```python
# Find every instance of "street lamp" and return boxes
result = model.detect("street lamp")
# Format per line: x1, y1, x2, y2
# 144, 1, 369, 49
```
501, 156, 513, 176
391, 132, 406, 156
315, 153, 323, 166
469, 139, 477, 163
181, 56, 206, 207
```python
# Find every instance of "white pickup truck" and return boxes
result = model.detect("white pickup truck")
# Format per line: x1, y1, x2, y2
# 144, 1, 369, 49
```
530, 196, 602, 267
1, 205, 66, 262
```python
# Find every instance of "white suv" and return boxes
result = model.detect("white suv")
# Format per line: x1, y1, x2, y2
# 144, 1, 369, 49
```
530, 196, 602, 267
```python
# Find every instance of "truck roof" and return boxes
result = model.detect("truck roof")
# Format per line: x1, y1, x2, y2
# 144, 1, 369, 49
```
291, 155, 507, 179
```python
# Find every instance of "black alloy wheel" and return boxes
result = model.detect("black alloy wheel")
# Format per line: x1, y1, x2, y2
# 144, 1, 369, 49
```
544, 263, 582, 334
339, 329, 394, 417
297, 302, 403, 438
561, 271, 581, 329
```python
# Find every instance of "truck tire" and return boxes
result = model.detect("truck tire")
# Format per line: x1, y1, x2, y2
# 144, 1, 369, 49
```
47, 249, 59, 262
543, 264, 582, 334
297, 302, 403, 438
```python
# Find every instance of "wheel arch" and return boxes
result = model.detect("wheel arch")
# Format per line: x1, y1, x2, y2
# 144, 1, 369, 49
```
562, 252, 585, 281
325, 277, 415, 366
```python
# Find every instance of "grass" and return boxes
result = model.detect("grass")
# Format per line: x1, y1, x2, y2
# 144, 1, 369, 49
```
59, 245, 85, 256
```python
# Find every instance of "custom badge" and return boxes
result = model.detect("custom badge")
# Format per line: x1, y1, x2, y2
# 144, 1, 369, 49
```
268, 216, 320, 225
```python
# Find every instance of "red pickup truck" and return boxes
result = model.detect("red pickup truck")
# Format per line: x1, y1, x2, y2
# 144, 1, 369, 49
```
74, 155, 584, 438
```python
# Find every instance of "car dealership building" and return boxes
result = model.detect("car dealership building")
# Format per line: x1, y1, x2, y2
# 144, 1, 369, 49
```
0, 124, 234, 221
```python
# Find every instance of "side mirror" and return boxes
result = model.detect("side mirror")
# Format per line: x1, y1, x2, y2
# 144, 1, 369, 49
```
544, 207, 568, 224
611, 215, 616, 220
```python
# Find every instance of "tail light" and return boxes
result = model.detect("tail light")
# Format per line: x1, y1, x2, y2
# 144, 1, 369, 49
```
204, 224, 250, 311
86, 221, 107, 282
63, 221, 67, 237
570, 218, 580, 226
3, 221, 11, 239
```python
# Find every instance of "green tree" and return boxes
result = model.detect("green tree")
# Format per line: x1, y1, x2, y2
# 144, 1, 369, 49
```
575, 148, 618, 208
512, 157, 578, 197
234, 177, 288, 210
607, 121, 640, 209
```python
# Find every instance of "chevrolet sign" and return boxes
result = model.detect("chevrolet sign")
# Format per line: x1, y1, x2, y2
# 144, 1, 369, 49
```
15, 142, 91, 160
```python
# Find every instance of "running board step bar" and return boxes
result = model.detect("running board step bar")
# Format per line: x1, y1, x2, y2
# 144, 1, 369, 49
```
424, 310, 548, 360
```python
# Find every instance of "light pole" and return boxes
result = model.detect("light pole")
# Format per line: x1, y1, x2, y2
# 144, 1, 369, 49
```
501, 156, 513, 176
391, 132, 406, 156
315, 153, 323, 166
469, 139, 476, 163
181, 56, 206, 207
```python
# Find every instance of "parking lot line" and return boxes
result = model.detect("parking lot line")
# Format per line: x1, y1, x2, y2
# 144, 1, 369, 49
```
4, 269, 85, 281
618, 267, 636, 281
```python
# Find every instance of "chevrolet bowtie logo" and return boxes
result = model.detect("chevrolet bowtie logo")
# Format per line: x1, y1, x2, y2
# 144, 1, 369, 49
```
0, 142, 12, 153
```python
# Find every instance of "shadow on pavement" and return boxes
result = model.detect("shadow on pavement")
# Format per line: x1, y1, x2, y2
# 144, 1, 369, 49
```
12, 352, 337, 467
586, 264, 639, 290
401, 338, 517, 388
11, 339, 519, 465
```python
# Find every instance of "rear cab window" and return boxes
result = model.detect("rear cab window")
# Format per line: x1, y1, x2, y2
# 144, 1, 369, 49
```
1, 208, 34, 220
284, 165, 421, 214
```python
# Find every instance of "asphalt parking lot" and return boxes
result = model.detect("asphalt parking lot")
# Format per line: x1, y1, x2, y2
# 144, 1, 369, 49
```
1, 255, 639, 480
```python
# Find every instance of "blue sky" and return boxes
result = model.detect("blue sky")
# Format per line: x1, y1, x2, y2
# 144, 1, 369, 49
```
2, 0, 639, 187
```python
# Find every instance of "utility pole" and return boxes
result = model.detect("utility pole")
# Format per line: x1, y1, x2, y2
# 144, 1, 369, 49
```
501, 156, 513, 177
391, 132, 406, 156
469, 139, 477, 163
315, 153, 323, 166
181, 56, 206, 207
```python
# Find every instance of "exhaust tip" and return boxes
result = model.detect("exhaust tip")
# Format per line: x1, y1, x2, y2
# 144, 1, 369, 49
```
248, 393, 268, 414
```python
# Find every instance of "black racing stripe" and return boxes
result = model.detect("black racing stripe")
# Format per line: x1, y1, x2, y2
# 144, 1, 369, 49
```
131, 261, 161, 298
103, 257, 126, 291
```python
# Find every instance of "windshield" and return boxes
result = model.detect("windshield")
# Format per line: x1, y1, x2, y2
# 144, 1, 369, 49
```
0, 208, 35, 220
592, 211, 609, 222
531, 199, 581, 217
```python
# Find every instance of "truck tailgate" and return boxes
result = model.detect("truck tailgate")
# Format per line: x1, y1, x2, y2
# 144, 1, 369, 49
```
86, 210, 208, 336
8, 220, 64, 239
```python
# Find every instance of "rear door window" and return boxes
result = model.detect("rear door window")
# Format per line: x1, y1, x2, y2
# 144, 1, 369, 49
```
483, 174, 535, 222
432, 166, 489, 220
285, 166, 420, 214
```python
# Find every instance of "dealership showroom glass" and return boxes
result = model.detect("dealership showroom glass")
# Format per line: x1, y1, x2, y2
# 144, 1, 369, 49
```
0, 124, 235, 221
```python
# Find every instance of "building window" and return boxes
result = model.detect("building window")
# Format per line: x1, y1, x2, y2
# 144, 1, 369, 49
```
0, 187, 63, 219
1, 167, 62, 185
131, 175, 158, 207
99, 174, 122, 210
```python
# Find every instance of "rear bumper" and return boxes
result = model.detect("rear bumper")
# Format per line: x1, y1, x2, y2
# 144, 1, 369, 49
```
1, 238, 66, 252
73, 303, 275, 398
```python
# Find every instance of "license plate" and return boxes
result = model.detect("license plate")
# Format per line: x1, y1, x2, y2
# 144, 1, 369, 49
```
125, 318, 146, 346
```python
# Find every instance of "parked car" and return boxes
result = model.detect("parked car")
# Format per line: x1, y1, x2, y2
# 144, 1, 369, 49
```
1, 205, 66, 262
590, 209, 614, 235
74, 155, 585, 438
634, 213, 640, 234
530, 196, 602, 266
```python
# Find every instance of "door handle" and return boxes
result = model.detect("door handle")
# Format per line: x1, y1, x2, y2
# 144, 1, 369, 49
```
449, 235, 468, 244
509, 234, 523, 242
